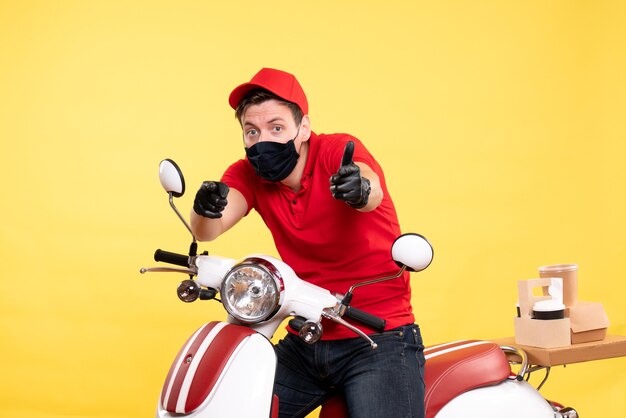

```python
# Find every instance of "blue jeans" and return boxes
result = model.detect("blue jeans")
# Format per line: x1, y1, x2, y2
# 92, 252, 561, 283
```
274, 323, 426, 418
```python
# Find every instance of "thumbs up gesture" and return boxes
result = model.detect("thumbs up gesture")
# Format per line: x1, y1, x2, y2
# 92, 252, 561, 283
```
329, 141, 371, 209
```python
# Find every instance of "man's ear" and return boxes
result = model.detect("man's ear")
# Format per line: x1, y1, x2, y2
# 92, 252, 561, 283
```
300, 115, 311, 141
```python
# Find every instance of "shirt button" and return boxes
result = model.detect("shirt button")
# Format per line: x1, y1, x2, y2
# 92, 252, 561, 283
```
292, 199, 297, 204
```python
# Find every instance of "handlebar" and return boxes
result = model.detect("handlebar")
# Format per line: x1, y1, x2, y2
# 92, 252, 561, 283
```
343, 306, 386, 332
154, 249, 190, 267
291, 305, 386, 335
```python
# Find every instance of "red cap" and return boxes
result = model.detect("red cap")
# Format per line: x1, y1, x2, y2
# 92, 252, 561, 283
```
228, 68, 308, 115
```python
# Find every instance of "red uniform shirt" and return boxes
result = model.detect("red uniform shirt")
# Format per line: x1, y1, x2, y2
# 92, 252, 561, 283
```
221, 132, 414, 339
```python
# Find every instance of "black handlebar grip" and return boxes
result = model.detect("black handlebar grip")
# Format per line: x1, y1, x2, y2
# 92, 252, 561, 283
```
288, 316, 306, 332
344, 306, 387, 332
154, 249, 190, 267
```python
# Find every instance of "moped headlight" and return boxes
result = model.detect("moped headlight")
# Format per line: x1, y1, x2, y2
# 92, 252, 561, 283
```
221, 259, 282, 324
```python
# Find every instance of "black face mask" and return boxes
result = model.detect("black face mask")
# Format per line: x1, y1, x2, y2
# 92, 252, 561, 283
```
245, 139, 300, 182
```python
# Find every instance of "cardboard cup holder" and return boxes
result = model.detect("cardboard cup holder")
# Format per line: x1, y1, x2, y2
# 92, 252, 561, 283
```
514, 278, 571, 348
514, 268, 610, 348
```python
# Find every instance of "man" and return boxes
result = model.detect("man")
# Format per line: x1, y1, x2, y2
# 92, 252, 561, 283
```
190, 68, 425, 418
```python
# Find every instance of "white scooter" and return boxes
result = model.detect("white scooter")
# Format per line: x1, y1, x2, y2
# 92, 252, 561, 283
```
141, 159, 579, 418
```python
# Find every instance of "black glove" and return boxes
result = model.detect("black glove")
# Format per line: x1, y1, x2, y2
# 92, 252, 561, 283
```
193, 181, 229, 219
329, 141, 371, 209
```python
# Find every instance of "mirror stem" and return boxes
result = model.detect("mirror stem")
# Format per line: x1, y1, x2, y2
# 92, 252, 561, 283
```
189, 242, 197, 257
341, 265, 407, 308
169, 193, 197, 244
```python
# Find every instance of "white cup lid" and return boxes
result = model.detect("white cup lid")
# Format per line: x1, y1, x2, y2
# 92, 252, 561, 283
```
533, 299, 565, 312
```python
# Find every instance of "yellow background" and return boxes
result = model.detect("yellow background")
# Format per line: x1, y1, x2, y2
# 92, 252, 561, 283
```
1, 1, 625, 416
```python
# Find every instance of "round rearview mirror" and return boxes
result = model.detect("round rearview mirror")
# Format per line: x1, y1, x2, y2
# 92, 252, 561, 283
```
159, 159, 185, 197
391, 233, 434, 272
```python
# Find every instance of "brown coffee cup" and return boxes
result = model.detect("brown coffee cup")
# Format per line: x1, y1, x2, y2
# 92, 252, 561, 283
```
538, 264, 578, 307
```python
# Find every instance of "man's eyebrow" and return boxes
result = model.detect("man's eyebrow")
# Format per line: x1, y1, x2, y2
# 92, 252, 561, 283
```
243, 117, 286, 127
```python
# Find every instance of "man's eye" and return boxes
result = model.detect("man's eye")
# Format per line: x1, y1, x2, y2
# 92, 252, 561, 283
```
272, 126, 282, 132
247, 129, 258, 136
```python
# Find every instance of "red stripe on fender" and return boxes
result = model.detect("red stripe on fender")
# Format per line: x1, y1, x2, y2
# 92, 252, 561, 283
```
161, 327, 205, 409
184, 324, 257, 413
161, 322, 219, 412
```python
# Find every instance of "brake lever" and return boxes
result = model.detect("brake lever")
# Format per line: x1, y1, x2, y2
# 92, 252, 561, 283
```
139, 267, 196, 275
322, 310, 378, 349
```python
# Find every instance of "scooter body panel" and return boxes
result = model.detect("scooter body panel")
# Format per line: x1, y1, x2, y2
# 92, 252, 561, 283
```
157, 321, 276, 418
436, 380, 555, 418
